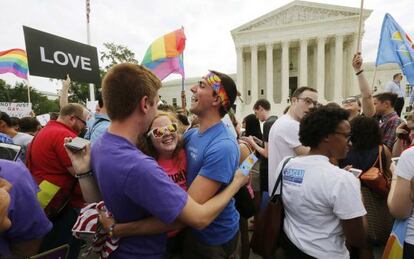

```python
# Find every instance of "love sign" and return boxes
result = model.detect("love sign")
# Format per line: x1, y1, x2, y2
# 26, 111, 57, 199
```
23, 26, 100, 84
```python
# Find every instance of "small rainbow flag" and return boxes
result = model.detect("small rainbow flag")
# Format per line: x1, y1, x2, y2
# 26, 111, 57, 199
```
142, 28, 186, 80
0, 48, 28, 79
382, 219, 408, 259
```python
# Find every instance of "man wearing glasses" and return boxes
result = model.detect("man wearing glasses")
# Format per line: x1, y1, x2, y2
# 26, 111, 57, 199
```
26, 103, 89, 258
268, 86, 318, 194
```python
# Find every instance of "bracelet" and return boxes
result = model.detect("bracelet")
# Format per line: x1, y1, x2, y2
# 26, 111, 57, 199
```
355, 69, 364, 76
75, 170, 93, 179
108, 223, 116, 238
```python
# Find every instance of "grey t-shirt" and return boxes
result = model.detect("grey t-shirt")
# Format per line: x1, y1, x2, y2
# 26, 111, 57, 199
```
12, 132, 33, 161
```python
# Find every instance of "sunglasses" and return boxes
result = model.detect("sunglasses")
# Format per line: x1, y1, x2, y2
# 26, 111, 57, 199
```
74, 115, 87, 126
147, 123, 178, 138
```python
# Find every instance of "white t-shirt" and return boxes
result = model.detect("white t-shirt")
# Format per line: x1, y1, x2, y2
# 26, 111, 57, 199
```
279, 155, 367, 259
395, 146, 414, 244
268, 114, 301, 193
12, 132, 33, 147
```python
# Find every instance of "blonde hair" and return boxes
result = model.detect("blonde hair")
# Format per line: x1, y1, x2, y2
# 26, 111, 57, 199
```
137, 111, 184, 160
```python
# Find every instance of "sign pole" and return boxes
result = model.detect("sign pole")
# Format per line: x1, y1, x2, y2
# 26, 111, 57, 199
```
86, 0, 95, 101
356, 0, 364, 53
25, 79, 31, 104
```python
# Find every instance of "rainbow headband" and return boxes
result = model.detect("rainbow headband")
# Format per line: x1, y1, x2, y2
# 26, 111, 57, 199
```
205, 72, 230, 109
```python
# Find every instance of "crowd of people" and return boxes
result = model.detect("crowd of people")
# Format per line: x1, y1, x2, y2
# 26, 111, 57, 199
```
0, 51, 413, 259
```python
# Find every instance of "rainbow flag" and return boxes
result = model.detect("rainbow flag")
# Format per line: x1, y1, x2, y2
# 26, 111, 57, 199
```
142, 28, 185, 80
382, 219, 408, 259
0, 48, 28, 79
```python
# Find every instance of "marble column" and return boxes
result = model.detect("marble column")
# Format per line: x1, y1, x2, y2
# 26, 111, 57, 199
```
281, 41, 289, 102
317, 37, 326, 100
236, 46, 244, 102
251, 44, 258, 102
334, 35, 344, 100
299, 39, 308, 87
266, 43, 274, 103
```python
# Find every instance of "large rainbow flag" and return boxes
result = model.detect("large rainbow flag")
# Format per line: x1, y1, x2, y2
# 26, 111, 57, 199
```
142, 28, 186, 80
0, 48, 28, 79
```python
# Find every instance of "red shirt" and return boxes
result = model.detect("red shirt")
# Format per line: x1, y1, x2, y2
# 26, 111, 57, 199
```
27, 120, 84, 208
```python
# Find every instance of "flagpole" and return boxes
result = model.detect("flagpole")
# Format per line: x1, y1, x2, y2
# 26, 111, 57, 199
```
356, 0, 364, 52
26, 79, 31, 104
86, 0, 95, 101
371, 66, 378, 92
180, 53, 186, 112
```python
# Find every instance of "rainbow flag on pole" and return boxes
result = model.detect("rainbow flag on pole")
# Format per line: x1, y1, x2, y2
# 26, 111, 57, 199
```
0, 48, 28, 79
142, 28, 186, 80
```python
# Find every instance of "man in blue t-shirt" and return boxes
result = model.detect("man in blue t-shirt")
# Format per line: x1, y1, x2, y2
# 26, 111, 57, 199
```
183, 70, 240, 258
79, 64, 248, 259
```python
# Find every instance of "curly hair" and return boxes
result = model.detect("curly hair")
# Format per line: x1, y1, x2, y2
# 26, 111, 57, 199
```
137, 111, 184, 161
349, 116, 382, 150
299, 106, 350, 148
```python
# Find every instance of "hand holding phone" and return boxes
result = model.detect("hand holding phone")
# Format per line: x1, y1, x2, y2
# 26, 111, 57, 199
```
349, 168, 363, 178
64, 137, 90, 152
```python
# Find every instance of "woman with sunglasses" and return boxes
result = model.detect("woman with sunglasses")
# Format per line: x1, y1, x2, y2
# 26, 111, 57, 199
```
392, 111, 414, 157
136, 111, 187, 258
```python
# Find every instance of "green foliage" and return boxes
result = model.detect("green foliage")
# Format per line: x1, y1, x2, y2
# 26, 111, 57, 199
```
67, 42, 139, 103
100, 42, 139, 71
0, 79, 59, 115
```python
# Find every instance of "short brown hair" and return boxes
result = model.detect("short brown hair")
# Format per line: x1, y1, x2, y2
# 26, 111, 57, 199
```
374, 92, 398, 107
60, 103, 85, 118
292, 86, 317, 98
102, 63, 161, 121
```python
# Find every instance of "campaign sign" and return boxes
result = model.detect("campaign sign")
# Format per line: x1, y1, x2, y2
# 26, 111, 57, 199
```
23, 26, 100, 84
0, 102, 32, 118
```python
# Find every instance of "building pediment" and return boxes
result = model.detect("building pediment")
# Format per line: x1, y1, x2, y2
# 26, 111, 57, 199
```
232, 1, 371, 34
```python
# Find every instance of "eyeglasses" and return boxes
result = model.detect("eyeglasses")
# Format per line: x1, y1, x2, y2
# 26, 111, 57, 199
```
74, 115, 86, 126
147, 123, 178, 138
342, 98, 358, 105
298, 97, 318, 107
334, 131, 352, 142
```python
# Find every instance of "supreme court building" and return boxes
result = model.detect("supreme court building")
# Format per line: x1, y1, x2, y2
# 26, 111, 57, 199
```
159, 1, 406, 118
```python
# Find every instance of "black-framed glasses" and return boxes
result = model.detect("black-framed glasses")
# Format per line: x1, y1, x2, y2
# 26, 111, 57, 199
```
298, 97, 318, 107
334, 131, 352, 142
147, 123, 178, 138
342, 97, 358, 105
74, 115, 86, 126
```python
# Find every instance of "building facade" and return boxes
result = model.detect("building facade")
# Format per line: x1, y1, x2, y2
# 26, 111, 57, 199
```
159, 1, 408, 119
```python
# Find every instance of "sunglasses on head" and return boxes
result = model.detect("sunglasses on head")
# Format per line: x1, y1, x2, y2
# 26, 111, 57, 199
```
147, 123, 178, 138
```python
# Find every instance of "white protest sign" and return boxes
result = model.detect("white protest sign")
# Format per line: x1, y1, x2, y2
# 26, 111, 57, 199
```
0, 102, 32, 118
36, 113, 51, 126
86, 101, 98, 113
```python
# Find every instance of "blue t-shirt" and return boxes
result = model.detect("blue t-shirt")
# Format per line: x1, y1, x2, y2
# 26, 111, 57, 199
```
92, 132, 188, 259
184, 122, 240, 245
0, 160, 52, 256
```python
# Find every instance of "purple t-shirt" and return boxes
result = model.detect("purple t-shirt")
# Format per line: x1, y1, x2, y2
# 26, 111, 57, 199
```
0, 160, 52, 256
92, 132, 188, 258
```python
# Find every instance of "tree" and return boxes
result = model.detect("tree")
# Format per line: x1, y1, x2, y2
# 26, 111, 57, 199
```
65, 42, 139, 104
100, 42, 139, 71
0, 80, 59, 115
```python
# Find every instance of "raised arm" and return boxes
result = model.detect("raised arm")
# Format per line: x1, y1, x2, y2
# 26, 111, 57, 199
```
352, 53, 375, 117
59, 74, 71, 108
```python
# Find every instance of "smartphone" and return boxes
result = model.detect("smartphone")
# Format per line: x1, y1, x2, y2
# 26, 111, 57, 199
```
239, 153, 258, 176
349, 168, 363, 178
0, 143, 22, 161
64, 137, 89, 152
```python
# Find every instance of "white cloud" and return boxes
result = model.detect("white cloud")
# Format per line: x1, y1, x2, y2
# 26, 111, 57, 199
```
0, 0, 412, 95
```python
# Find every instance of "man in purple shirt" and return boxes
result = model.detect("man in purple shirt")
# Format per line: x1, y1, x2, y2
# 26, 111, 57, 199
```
86, 63, 248, 258
0, 160, 52, 257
